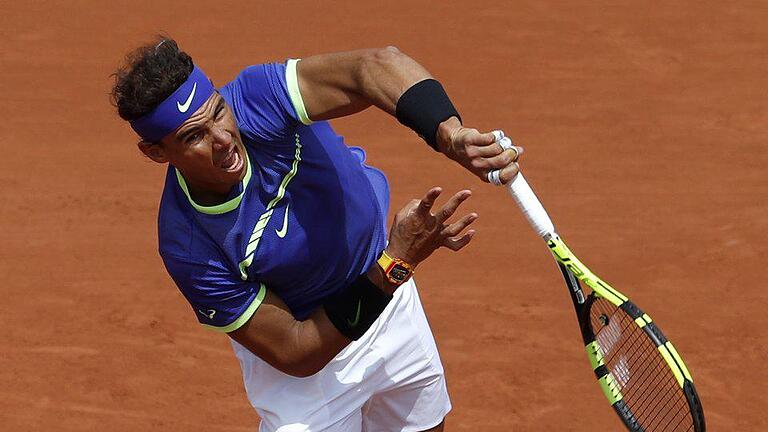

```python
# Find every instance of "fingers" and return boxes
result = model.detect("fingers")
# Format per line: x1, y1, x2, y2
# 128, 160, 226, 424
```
435, 190, 472, 224
462, 129, 502, 159
467, 131, 503, 158
416, 187, 443, 214
441, 212, 478, 237
440, 209, 479, 252
467, 142, 505, 159
487, 161, 521, 185
498, 162, 521, 184
497, 137, 524, 159
491, 130, 505, 142
466, 130, 524, 172
443, 230, 475, 251
483, 129, 523, 185
484, 147, 522, 169
473, 130, 498, 146
487, 168, 503, 186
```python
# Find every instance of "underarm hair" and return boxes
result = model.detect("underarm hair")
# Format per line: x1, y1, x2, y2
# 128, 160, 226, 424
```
395, 79, 461, 150
323, 274, 393, 340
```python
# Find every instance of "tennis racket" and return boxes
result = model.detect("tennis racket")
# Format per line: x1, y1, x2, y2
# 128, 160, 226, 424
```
506, 172, 705, 431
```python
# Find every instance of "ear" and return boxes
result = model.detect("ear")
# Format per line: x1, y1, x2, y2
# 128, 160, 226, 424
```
137, 140, 168, 163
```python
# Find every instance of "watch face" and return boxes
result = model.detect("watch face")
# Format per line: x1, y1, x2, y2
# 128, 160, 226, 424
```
390, 264, 410, 282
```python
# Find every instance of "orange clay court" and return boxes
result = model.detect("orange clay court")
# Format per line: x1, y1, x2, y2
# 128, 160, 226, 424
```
1, 1, 766, 430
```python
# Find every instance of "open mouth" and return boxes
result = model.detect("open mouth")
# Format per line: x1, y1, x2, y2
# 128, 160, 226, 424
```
219, 146, 244, 173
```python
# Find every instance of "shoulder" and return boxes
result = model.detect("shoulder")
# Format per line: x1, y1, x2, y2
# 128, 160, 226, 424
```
218, 62, 293, 111
157, 167, 195, 256
218, 61, 311, 143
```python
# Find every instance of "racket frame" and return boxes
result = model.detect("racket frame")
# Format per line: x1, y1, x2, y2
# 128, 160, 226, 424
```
507, 172, 705, 431
547, 233, 705, 431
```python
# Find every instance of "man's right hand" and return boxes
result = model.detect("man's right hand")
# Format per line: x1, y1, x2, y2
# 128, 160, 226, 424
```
385, 187, 478, 269
436, 117, 524, 185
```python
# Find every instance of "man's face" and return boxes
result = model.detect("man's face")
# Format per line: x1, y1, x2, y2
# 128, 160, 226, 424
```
142, 92, 246, 197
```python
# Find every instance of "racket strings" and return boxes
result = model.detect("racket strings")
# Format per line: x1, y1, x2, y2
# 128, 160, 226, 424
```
589, 298, 694, 431
599, 320, 689, 431
601, 333, 689, 431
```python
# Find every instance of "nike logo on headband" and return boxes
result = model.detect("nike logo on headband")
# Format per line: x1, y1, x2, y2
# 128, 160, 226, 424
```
177, 82, 197, 113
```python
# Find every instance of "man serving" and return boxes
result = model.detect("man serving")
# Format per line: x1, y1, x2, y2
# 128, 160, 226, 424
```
111, 37, 521, 431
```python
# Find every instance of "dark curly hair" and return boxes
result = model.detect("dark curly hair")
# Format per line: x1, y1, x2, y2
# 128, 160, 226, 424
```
110, 36, 194, 121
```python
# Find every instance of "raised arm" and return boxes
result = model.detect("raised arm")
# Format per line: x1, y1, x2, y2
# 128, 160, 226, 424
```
295, 47, 523, 184
296, 47, 430, 119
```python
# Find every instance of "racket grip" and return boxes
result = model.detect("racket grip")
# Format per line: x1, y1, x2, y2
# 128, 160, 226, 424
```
507, 173, 555, 238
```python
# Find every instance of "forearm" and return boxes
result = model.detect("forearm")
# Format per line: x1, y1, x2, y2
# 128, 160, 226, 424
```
286, 264, 398, 376
286, 308, 350, 377
230, 294, 350, 378
280, 265, 395, 376
230, 268, 395, 378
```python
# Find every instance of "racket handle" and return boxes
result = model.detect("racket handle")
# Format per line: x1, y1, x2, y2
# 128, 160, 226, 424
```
507, 173, 556, 238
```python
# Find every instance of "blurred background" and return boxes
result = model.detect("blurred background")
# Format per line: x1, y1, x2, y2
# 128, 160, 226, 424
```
1, 1, 766, 430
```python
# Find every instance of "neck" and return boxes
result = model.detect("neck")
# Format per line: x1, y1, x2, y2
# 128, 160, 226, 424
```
186, 181, 236, 206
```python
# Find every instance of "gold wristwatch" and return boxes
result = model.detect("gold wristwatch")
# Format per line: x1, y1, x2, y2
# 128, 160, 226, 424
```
377, 250, 415, 285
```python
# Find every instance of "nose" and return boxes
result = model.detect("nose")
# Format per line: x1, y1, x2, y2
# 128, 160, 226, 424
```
210, 125, 232, 149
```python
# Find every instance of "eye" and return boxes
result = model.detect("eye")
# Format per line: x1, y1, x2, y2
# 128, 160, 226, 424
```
215, 105, 225, 120
187, 131, 204, 143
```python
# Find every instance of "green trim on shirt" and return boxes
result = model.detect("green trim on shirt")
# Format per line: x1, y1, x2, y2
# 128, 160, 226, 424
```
175, 150, 252, 215
201, 283, 267, 333
286, 59, 313, 125
238, 134, 303, 280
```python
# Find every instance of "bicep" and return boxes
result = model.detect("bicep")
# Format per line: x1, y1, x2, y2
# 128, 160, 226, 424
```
295, 50, 374, 121
228, 290, 349, 377
295, 47, 432, 121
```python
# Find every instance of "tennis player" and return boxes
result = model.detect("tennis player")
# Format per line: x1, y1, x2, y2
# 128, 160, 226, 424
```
110, 37, 521, 431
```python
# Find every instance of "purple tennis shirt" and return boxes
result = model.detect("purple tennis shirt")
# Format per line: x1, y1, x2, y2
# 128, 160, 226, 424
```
158, 60, 389, 331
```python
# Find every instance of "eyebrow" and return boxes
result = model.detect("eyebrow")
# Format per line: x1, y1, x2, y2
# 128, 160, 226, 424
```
176, 97, 226, 142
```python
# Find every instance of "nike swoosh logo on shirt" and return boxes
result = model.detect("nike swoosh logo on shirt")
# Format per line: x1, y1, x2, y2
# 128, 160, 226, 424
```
346, 300, 362, 327
275, 203, 290, 238
198, 309, 216, 320
176, 82, 197, 113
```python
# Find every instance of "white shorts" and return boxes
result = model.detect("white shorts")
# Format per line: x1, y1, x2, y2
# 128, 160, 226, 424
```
230, 278, 451, 431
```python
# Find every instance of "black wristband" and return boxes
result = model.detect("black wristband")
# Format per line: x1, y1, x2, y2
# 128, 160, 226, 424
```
323, 274, 393, 340
395, 79, 461, 151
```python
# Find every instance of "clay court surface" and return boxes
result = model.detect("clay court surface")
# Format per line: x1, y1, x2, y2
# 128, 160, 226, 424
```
2, 1, 766, 430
